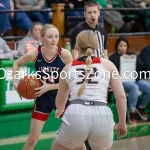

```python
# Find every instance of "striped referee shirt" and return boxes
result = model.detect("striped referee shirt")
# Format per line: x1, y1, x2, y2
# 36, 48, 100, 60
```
71, 22, 107, 58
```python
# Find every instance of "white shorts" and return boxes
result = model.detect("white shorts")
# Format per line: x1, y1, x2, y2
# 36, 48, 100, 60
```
56, 104, 115, 150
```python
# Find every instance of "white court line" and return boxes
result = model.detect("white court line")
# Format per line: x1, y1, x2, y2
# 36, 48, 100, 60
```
0, 122, 149, 146
0, 132, 56, 146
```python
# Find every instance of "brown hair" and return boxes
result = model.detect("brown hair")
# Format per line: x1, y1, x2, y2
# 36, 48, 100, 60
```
76, 30, 98, 96
84, 1, 100, 12
40, 24, 59, 37
27, 22, 42, 37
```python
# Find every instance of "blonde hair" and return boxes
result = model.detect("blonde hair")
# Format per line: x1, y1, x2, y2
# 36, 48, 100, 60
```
27, 22, 42, 37
40, 24, 59, 37
76, 30, 98, 96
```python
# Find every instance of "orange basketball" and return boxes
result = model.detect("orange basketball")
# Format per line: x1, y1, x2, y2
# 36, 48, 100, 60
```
17, 76, 42, 99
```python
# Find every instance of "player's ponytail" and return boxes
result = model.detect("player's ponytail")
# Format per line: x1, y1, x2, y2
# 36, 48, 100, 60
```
77, 48, 93, 96
76, 30, 98, 97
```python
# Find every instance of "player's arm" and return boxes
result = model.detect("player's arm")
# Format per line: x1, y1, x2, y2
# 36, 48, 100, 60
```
102, 58, 126, 129
109, 62, 127, 124
55, 64, 71, 118
71, 27, 80, 60
104, 49, 108, 59
12, 50, 37, 97
61, 48, 73, 65
72, 45, 79, 60
12, 50, 37, 79
109, 61, 127, 138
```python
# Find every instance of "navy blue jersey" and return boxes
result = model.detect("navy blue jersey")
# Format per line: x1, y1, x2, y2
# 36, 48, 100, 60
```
31, 46, 70, 119
34, 46, 65, 98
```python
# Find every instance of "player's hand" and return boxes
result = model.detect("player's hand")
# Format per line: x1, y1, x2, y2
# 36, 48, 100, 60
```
13, 79, 22, 100
34, 79, 49, 97
55, 109, 64, 118
116, 123, 127, 139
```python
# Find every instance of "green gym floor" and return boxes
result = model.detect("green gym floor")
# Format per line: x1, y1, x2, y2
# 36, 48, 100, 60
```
0, 122, 150, 150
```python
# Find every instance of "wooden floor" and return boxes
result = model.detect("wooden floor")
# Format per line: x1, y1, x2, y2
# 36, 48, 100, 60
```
112, 135, 150, 150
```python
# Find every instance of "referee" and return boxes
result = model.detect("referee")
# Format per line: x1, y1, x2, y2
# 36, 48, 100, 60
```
71, 1, 108, 59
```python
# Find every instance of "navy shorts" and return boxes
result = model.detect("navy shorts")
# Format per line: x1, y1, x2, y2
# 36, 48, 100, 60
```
32, 92, 70, 121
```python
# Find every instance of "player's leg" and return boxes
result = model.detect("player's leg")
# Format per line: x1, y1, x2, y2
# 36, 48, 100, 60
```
22, 118, 46, 150
23, 103, 50, 150
88, 106, 115, 150
51, 104, 89, 150
51, 139, 86, 150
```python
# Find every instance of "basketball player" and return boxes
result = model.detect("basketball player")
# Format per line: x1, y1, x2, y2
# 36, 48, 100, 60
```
71, 1, 108, 60
71, 2, 109, 149
51, 31, 127, 150
12, 24, 73, 150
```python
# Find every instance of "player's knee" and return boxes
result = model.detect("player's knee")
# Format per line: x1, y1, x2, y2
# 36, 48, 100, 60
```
27, 135, 39, 146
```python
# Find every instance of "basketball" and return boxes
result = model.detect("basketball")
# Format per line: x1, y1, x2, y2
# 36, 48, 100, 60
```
17, 76, 42, 99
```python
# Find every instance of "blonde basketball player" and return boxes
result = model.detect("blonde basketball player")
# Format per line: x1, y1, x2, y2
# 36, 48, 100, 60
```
51, 31, 127, 150
13, 24, 73, 150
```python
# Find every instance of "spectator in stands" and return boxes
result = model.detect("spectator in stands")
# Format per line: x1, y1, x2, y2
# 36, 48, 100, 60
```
139, 45, 150, 78
65, 0, 90, 16
0, 1, 11, 36
0, 37, 14, 59
95, 0, 135, 33
15, 0, 50, 24
146, 0, 150, 5
123, 0, 150, 31
109, 36, 150, 125
16, 22, 42, 57
47, 0, 88, 16
0, 0, 32, 35
46, 0, 64, 6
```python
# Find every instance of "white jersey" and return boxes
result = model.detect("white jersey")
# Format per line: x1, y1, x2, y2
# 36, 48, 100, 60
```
66, 57, 110, 104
